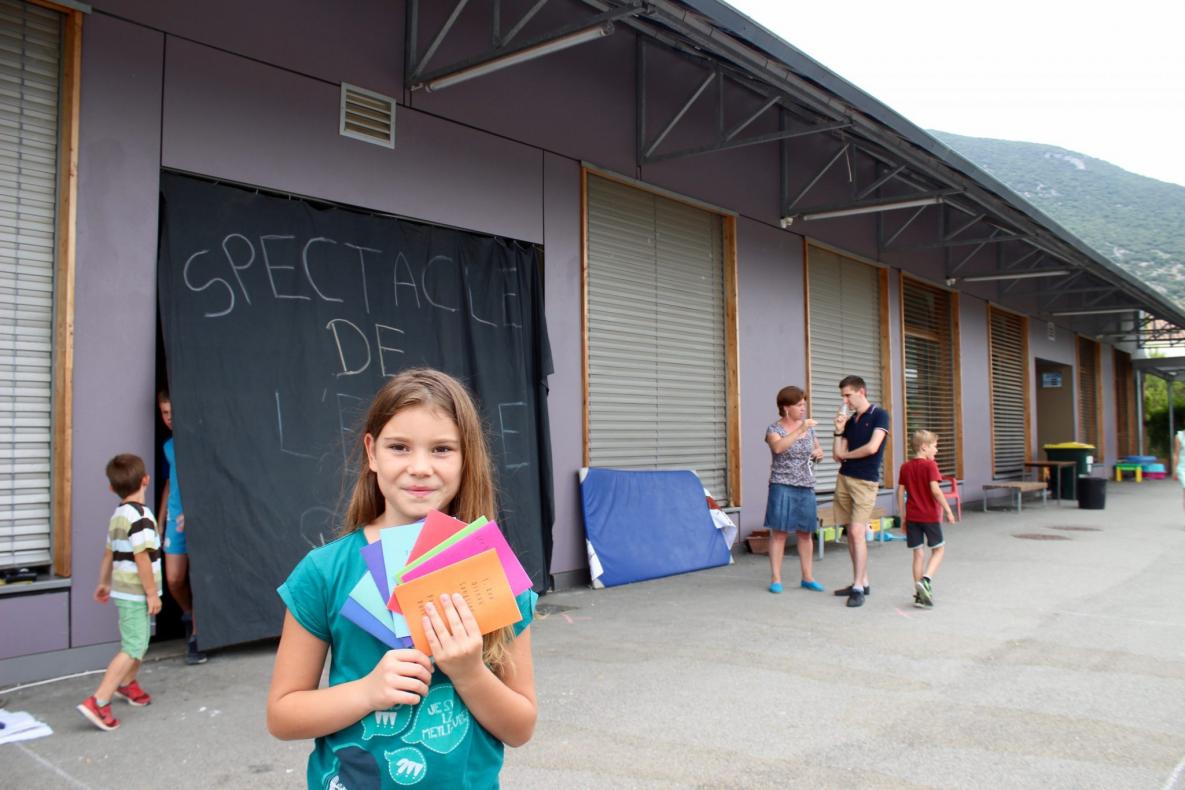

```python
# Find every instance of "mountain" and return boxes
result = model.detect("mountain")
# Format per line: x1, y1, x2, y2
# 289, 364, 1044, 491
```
929, 130, 1185, 311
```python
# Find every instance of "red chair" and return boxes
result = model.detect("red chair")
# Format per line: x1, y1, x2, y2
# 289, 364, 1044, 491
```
940, 476, 962, 521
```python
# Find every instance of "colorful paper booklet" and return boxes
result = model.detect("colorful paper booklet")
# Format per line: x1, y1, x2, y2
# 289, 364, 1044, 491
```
392, 549, 523, 655
339, 511, 531, 653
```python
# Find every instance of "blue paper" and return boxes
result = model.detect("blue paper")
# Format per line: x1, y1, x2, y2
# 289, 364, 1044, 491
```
360, 539, 390, 602
360, 521, 423, 604
380, 522, 424, 603
340, 598, 412, 649
349, 572, 411, 638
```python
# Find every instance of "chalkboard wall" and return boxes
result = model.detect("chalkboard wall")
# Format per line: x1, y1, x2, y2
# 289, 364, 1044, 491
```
157, 173, 553, 649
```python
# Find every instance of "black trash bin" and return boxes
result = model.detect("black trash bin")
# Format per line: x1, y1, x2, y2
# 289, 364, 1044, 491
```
1077, 476, 1106, 509
1044, 442, 1095, 501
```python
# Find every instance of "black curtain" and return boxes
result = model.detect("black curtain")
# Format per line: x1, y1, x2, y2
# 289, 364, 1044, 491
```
157, 173, 553, 649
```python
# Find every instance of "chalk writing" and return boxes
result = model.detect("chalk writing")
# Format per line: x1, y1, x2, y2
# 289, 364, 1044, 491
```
221, 234, 254, 305
260, 235, 309, 301
497, 401, 529, 471
182, 249, 234, 318
327, 319, 370, 377
275, 390, 316, 459
302, 237, 341, 304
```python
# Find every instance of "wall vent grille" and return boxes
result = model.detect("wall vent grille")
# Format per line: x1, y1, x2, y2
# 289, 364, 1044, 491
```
340, 83, 395, 148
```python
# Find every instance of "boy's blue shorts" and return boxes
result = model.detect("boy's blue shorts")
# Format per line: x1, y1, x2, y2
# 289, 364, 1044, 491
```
163, 514, 186, 555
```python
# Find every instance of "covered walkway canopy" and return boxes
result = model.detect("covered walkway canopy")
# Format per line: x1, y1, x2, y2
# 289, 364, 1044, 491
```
1134, 355, 1185, 456
407, 0, 1185, 345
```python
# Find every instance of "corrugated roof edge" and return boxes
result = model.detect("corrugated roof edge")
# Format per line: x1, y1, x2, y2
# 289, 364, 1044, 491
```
674, 0, 1185, 328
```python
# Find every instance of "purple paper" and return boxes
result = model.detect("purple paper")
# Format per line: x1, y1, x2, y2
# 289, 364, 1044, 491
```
340, 597, 412, 649
360, 540, 390, 602
399, 522, 532, 595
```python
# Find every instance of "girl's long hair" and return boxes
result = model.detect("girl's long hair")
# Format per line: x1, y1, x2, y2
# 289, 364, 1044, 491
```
341, 368, 515, 672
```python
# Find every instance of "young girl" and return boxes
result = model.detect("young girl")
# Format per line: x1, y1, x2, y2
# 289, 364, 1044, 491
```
267, 368, 537, 789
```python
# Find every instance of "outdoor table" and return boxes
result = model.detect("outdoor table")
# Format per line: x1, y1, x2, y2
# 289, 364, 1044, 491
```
1023, 460, 1078, 506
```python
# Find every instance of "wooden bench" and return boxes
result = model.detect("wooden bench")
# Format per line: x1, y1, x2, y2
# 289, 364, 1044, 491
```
815, 504, 887, 559
982, 481, 1048, 512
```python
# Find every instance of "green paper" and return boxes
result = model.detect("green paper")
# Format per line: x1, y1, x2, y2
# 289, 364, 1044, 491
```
394, 516, 488, 583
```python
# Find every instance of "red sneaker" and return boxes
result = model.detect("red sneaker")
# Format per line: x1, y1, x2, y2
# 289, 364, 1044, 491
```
76, 696, 120, 731
115, 680, 152, 706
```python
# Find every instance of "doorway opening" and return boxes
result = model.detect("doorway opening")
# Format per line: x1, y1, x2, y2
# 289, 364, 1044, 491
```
1035, 358, 1074, 452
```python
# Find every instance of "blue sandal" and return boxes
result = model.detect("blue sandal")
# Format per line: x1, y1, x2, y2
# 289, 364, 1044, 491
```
800, 580, 824, 591
769, 582, 783, 593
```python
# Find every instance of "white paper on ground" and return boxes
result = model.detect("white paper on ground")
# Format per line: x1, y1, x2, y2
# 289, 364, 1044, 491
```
0, 709, 53, 744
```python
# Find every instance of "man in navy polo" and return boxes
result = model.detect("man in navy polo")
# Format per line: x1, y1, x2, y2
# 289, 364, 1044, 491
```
831, 375, 890, 608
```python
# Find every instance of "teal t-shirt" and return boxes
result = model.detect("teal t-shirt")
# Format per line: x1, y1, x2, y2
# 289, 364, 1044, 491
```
278, 529, 537, 789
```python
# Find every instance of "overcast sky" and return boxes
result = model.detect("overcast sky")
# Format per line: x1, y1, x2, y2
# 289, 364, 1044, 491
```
726, 1, 1185, 188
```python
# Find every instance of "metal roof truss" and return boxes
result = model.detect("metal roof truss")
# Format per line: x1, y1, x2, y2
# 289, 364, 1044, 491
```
401, 0, 1185, 345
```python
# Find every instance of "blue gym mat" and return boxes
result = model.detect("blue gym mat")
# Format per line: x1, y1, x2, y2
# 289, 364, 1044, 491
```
579, 467, 732, 588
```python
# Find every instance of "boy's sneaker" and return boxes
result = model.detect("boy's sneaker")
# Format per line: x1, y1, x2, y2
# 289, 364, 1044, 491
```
115, 680, 152, 706
76, 696, 119, 731
845, 589, 865, 607
186, 637, 208, 665
833, 584, 871, 597
916, 578, 934, 607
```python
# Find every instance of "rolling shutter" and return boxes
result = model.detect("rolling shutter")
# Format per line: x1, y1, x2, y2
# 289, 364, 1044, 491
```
586, 174, 729, 500
1114, 349, 1133, 457
902, 279, 958, 476
1077, 336, 1099, 453
0, 1, 61, 570
807, 246, 883, 493
989, 307, 1026, 479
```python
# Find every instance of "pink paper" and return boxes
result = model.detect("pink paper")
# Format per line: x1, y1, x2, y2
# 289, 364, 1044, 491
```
398, 522, 532, 595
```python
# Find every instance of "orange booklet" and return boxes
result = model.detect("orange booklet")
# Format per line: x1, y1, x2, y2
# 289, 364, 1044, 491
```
392, 549, 522, 656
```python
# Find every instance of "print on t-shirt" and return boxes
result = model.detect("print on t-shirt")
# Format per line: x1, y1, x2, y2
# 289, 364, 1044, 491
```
385, 746, 428, 785
403, 683, 470, 754
362, 705, 413, 740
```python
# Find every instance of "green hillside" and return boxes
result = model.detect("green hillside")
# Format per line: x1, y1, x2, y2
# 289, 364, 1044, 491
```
929, 130, 1185, 310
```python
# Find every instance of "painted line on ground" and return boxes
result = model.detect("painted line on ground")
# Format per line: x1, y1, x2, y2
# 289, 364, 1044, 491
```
0, 668, 104, 696
1164, 753, 1185, 790
16, 743, 92, 789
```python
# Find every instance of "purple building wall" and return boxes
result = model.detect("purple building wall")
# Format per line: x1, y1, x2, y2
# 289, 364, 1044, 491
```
68, 14, 164, 650
959, 297, 994, 498
541, 154, 584, 578
736, 217, 806, 529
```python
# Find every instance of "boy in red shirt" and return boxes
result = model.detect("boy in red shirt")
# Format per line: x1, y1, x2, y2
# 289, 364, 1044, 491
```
896, 430, 956, 608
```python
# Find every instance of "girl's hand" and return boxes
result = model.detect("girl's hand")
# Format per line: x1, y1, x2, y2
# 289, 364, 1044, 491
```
361, 649, 433, 712
94, 584, 110, 604
424, 593, 484, 683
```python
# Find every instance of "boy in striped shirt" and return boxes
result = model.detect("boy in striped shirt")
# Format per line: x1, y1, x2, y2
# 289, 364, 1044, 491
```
76, 454, 162, 732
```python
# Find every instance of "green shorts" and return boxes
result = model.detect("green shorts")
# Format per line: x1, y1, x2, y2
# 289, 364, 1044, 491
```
115, 598, 150, 660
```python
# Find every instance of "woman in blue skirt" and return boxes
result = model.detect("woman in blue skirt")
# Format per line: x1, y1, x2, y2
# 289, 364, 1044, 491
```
764, 386, 825, 593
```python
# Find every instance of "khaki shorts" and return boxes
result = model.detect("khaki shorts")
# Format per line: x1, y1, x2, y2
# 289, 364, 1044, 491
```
833, 474, 879, 527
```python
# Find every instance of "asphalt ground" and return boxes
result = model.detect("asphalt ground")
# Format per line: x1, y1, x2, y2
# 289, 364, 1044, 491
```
3, 478, 1184, 789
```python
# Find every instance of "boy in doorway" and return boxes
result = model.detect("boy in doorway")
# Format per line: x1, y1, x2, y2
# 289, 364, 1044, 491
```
77, 454, 161, 731
158, 391, 207, 664
897, 430, 956, 608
